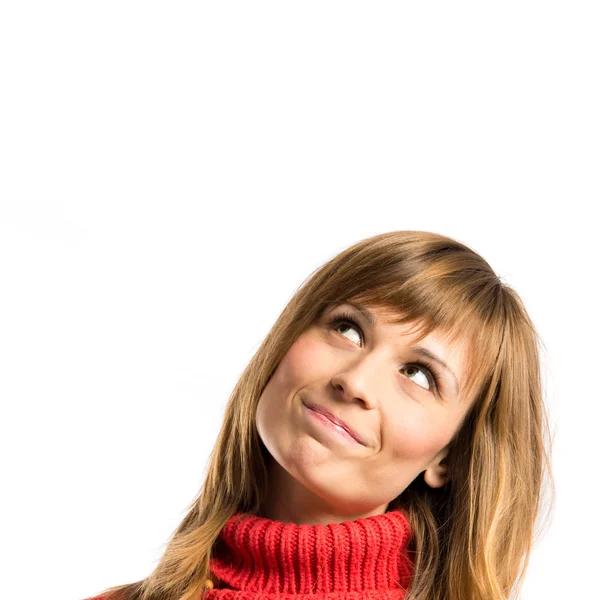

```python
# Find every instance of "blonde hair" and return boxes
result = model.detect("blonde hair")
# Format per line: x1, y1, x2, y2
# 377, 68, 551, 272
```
96, 231, 555, 600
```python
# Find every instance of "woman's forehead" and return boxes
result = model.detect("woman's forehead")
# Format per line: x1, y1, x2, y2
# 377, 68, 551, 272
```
339, 300, 469, 343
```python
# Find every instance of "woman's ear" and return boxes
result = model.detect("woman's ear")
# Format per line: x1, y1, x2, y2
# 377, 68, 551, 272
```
423, 447, 450, 488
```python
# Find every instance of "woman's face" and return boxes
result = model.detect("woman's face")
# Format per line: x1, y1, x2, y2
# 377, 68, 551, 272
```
255, 300, 474, 523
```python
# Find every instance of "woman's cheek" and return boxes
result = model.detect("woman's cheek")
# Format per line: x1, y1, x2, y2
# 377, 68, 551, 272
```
385, 411, 448, 460
276, 331, 333, 386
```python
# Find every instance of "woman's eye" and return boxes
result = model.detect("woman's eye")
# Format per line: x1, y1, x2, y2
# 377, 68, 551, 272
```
333, 321, 362, 345
401, 365, 431, 391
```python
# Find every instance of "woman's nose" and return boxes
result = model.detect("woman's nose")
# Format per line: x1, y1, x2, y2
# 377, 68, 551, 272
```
330, 357, 381, 409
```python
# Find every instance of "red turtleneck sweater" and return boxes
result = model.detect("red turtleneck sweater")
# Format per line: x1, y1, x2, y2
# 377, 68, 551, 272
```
85, 508, 414, 600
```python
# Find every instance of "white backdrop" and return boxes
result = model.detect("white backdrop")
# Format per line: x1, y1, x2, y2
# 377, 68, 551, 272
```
1, 3, 597, 599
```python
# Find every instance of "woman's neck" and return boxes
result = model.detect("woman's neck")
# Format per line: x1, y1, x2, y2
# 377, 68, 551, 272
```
259, 453, 390, 524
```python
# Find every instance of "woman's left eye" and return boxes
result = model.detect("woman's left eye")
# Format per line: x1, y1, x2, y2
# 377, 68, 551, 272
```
400, 365, 433, 391
326, 312, 439, 393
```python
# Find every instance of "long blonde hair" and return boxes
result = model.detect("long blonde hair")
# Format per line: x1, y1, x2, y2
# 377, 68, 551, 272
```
96, 230, 555, 600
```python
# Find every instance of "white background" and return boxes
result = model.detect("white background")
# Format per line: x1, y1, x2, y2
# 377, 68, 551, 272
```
1, 3, 598, 599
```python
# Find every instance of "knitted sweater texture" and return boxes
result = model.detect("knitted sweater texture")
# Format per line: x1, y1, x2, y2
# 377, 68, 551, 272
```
205, 508, 414, 599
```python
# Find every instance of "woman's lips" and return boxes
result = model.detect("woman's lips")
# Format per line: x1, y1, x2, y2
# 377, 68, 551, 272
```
302, 400, 366, 446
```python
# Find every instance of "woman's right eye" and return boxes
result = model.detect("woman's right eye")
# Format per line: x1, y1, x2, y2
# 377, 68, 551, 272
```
326, 312, 363, 346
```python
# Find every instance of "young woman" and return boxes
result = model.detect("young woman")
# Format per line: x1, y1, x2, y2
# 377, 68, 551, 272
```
86, 230, 554, 600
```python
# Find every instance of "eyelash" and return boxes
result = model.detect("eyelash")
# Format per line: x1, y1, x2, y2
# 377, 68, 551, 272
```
325, 311, 442, 393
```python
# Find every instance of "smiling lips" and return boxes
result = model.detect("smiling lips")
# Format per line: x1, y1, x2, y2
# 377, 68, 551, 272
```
302, 400, 366, 446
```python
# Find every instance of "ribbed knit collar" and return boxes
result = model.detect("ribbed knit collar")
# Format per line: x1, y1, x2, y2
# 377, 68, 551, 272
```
206, 508, 414, 600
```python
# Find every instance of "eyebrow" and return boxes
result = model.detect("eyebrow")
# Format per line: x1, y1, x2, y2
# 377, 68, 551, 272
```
343, 301, 460, 395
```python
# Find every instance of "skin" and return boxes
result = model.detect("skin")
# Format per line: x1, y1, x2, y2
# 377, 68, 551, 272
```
255, 301, 474, 525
